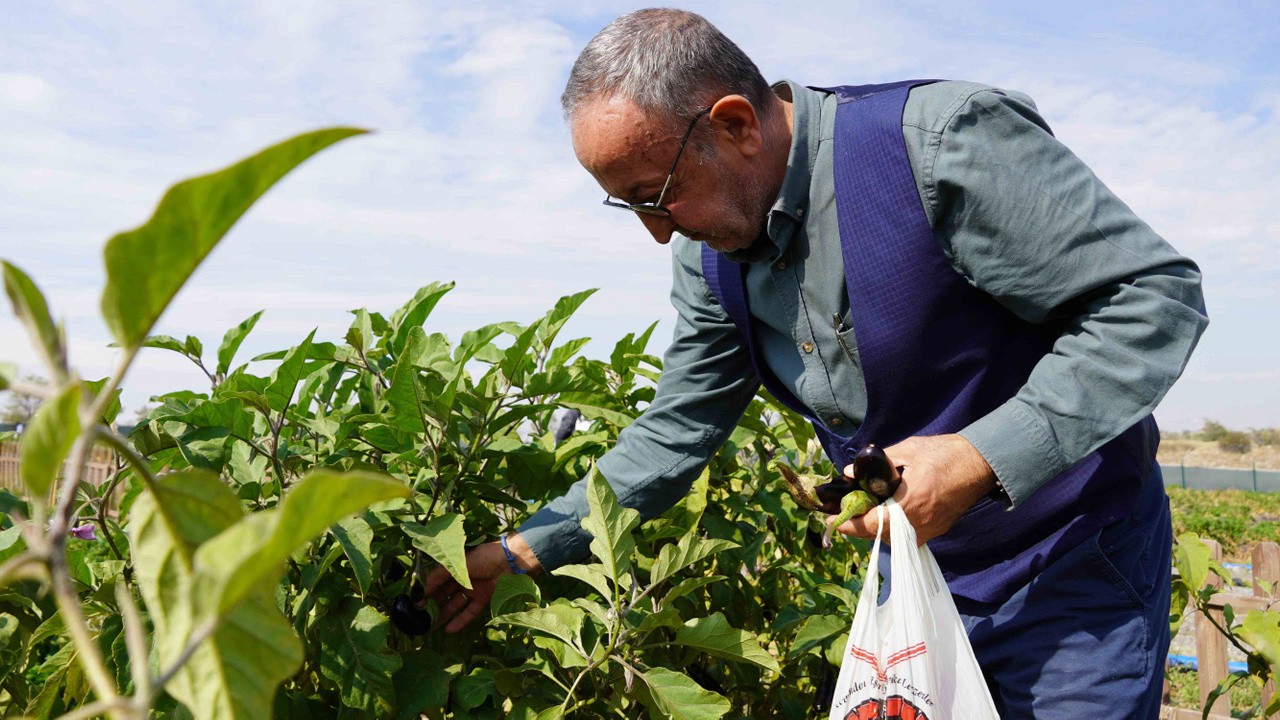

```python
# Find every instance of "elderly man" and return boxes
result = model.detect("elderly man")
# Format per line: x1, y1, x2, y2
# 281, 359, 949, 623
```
424, 9, 1208, 717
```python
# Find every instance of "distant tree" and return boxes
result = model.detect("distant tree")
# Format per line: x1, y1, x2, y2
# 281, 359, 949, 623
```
1, 375, 46, 424
1201, 419, 1229, 442
1219, 431, 1252, 455
1253, 428, 1280, 447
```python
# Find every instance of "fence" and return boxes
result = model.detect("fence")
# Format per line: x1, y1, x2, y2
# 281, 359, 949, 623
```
1161, 463, 1280, 492
0, 438, 122, 509
1160, 540, 1279, 719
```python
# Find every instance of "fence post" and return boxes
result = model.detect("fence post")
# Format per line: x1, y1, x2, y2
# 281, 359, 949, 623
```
1253, 462, 1258, 492
1253, 542, 1280, 710
1198, 539, 1228, 711
1181, 458, 1187, 488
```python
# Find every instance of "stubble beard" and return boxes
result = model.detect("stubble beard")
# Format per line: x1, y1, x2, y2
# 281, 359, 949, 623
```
695, 160, 773, 254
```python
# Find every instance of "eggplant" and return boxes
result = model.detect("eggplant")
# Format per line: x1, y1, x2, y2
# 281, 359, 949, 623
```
813, 666, 836, 715
852, 444, 901, 500
389, 594, 432, 635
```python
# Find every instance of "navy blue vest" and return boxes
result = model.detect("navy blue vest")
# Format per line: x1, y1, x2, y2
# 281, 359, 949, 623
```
702, 80, 1160, 603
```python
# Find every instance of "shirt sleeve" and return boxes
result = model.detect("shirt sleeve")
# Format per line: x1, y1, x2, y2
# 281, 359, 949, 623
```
516, 237, 761, 572
922, 88, 1210, 506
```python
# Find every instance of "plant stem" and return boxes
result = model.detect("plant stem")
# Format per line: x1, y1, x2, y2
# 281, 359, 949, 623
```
92, 427, 160, 496
152, 619, 217, 691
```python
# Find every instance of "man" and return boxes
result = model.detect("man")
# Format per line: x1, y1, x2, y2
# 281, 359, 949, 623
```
423, 9, 1208, 717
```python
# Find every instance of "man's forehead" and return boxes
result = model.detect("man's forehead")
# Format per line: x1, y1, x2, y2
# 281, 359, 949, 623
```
571, 95, 680, 190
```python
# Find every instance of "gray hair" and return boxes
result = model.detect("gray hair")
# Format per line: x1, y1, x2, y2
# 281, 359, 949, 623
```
562, 9, 773, 134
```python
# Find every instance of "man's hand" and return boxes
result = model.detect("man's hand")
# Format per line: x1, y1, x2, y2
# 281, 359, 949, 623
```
828, 434, 997, 545
420, 532, 542, 633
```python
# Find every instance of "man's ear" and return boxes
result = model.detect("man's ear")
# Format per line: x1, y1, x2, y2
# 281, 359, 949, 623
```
709, 95, 764, 158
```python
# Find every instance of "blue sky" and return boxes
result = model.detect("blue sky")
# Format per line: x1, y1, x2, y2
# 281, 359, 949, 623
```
1, 0, 1277, 432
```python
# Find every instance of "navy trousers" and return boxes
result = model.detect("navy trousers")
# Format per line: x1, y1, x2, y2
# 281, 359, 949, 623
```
878, 465, 1172, 719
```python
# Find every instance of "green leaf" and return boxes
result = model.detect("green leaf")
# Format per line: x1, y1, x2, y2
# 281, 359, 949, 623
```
401, 514, 471, 590
673, 612, 780, 673
1202, 671, 1248, 720
217, 311, 264, 377
390, 282, 454, 357
635, 667, 730, 720
128, 471, 302, 720
0, 362, 15, 390
453, 668, 498, 712
491, 573, 541, 615
815, 583, 858, 608
559, 393, 636, 428
546, 337, 591, 368
788, 615, 846, 658
580, 466, 640, 586
193, 469, 410, 616
264, 329, 316, 412
651, 535, 738, 587
664, 576, 725, 604
537, 289, 598, 350
101, 128, 366, 349
1170, 580, 1191, 638
392, 649, 451, 718
317, 602, 401, 718
331, 516, 374, 595
83, 377, 123, 425
2, 261, 66, 379
490, 606, 585, 653
139, 335, 190, 355
20, 382, 81, 498
185, 335, 204, 360
346, 309, 373, 354
1238, 610, 1280, 668
1175, 533, 1212, 592
551, 563, 616, 601
385, 327, 427, 435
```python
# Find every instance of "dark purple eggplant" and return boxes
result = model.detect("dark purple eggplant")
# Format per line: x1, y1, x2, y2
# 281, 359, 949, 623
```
853, 444, 901, 499
806, 525, 825, 550
813, 666, 836, 715
389, 594, 432, 635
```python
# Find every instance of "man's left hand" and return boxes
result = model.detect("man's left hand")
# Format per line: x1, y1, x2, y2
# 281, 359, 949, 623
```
828, 434, 998, 545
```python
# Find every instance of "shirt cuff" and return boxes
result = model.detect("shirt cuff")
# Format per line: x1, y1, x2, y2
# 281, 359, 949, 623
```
958, 398, 1071, 508
515, 508, 591, 574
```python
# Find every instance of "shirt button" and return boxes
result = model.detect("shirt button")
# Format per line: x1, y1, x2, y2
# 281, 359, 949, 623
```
830, 417, 844, 427
775, 259, 788, 270
801, 342, 814, 353
797, 206, 806, 217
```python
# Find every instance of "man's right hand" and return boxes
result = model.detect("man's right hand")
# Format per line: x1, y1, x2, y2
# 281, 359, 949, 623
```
420, 532, 541, 633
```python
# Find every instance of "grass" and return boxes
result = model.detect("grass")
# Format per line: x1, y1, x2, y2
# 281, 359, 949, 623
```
1166, 666, 1264, 716
1167, 486, 1280, 561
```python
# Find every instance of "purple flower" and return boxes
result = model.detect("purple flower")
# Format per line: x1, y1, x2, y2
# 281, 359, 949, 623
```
69, 524, 97, 541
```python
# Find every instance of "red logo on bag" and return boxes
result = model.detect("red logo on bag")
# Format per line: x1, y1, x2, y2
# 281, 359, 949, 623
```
846, 695, 928, 720
847, 642, 927, 682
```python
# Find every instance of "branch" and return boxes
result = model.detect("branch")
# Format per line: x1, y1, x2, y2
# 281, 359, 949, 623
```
8, 379, 51, 399
52, 697, 131, 720
91, 426, 160, 496
115, 582, 151, 701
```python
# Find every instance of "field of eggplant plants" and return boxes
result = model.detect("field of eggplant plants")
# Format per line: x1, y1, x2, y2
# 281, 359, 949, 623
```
2, 129, 1279, 720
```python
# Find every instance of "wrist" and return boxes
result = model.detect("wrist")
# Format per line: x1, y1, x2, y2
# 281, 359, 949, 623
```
500, 532, 542, 576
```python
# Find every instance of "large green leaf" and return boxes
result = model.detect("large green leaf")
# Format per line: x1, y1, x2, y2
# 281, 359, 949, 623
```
385, 327, 428, 434
490, 573, 541, 615
788, 615, 847, 658
20, 382, 81, 498
390, 282, 454, 357
264, 329, 316, 412
580, 467, 640, 586
331, 516, 375, 595
537, 289, 598, 350
650, 535, 737, 587
401, 513, 471, 590
216, 311, 264, 377
317, 602, 401, 718
193, 469, 410, 615
0, 362, 16, 390
391, 649, 451, 719
101, 128, 365, 349
129, 471, 302, 720
1238, 610, 1280, 668
673, 613, 780, 673
1174, 533, 1211, 592
490, 605, 586, 653
551, 563, 616, 602
635, 667, 730, 720
2, 261, 66, 379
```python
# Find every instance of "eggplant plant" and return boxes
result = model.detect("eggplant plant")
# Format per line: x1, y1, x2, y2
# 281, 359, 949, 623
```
0, 128, 874, 720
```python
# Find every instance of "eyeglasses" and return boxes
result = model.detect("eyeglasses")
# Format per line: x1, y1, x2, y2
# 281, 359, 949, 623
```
602, 106, 713, 218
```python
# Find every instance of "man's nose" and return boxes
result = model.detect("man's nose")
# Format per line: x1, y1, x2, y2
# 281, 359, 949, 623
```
638, 213, 675, 245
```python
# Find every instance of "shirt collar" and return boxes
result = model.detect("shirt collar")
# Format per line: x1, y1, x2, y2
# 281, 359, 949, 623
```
723, 79, 822, 264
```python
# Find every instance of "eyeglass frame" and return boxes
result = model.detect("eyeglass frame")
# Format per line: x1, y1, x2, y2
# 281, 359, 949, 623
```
602, 105, 713, 218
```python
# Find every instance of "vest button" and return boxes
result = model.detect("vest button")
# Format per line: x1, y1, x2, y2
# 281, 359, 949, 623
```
830, 417, 844, 427
797, 206, 806, 217
801, 342, 814, 354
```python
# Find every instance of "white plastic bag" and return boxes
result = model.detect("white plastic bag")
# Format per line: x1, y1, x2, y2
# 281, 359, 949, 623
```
828, 498, 999, 720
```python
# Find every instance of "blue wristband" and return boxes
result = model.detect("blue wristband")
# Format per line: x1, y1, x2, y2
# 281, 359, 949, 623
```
501, 535, 528, 575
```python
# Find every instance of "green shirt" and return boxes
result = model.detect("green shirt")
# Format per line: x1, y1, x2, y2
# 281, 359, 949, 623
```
519, 80, 1209, 572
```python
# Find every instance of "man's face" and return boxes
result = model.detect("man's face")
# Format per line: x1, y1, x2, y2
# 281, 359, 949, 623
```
571, 94, 771, 253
